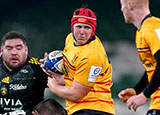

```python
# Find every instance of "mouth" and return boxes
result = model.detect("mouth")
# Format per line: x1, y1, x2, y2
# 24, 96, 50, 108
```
10, 57, 19, 63
77, 36, 85, 40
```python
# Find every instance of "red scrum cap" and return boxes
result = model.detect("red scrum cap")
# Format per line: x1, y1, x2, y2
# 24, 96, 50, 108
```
71, 8, 97, 39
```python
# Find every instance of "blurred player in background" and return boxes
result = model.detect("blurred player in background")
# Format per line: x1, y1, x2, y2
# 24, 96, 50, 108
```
0, 31, 48, 114
41, 7, 115, 115
118, 0, 160, 114
32, 98, 67, 115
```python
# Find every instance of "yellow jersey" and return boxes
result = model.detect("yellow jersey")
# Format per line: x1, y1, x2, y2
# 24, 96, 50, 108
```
136, 16, 160, 110
62, 33, 115, 115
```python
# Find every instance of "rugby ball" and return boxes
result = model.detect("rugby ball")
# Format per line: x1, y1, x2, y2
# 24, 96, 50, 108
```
44, 50, 63, 75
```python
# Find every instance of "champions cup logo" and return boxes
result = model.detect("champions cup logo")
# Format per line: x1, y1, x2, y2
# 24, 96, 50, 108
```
78, 18, 87, 22
93, 68, 101, 75
88, 65, 102, 82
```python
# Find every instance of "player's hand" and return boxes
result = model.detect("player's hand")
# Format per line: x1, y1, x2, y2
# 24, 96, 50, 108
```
40, 52, 50, 75
53, 75, 65, 86
47, 76, 58, 93
127, 92, 149, 112
118, 88, 136, 102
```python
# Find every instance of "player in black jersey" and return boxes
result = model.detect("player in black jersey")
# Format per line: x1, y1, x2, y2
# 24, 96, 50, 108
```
0, 31, 48, 114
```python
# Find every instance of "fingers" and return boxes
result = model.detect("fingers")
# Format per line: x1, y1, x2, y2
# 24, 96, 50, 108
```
44, 52, 48, 58
39, 52, 48, 63
118, 89, 130, 102
133, 103, 138, 112
127, 98, 133, 110
118, 93, 126, 102
127, 97, 138, 112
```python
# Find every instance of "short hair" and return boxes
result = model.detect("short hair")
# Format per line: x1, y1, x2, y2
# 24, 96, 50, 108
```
33, 98, 67, 115
1, 31, 27, 46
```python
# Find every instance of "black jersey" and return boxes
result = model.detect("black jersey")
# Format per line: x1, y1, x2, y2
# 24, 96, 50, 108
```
0, 56, 48, 114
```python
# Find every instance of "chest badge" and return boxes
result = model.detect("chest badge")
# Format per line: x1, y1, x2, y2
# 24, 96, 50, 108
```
1, 86, 7, 96
2, 76, 10, 84
72, 54, 78, 63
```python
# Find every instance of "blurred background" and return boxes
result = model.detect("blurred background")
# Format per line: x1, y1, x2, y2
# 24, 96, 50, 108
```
0, 0, 160, 114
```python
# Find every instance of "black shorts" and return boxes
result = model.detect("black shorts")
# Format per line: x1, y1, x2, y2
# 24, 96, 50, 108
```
71, 109, 114, 115
147, 109, 160, 115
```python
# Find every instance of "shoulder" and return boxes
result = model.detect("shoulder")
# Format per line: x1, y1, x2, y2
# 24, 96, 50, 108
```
142, 16, 160, 31
65, 33, 74, 44
27, 56, 48, 77
27, 56, 41, 65
26, 56, 41, 70
80, 36, 106, 62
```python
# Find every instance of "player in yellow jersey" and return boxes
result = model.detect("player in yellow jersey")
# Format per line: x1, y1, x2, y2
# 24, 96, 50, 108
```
42, 7, 115, 115
118, 0, 160, 114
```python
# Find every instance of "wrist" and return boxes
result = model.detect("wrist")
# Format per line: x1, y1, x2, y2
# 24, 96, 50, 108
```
142, 92, 149, 99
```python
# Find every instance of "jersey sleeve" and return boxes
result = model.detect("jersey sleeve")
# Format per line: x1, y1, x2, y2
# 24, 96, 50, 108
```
29, 57, 48, 88
74, 57, 93, 87
74, 52, 103, 87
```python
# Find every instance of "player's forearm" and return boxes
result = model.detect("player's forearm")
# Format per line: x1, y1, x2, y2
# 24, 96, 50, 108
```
54, 75, 65, 86
49, 85, 83, 102
143, 50, 160, 98
143, 62, 160, 98
133, 71, 148, 94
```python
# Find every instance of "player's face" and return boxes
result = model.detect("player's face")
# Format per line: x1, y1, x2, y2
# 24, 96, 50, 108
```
1, 38, 28, 71
120, 0, 133, 24
73, 24, 92, 45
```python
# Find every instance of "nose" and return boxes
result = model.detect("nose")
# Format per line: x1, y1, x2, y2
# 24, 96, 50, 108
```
79, 27, 85, 34
11, 48, 18, 55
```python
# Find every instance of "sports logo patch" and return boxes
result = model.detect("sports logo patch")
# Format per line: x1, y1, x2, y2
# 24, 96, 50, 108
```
88, 65, 102, 82
2, 76, 10, 84
155, 28, 160, 40
78, 18, 87, 22
1, 86, 7, 96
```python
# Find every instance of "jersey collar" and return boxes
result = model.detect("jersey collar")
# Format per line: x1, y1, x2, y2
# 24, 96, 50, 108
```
140, 14, 152, 28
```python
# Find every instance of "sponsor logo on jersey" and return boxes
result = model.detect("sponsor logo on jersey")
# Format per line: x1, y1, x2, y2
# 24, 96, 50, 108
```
155, 28, 160, 40
20, 69, 29, 73
0, 98, 23, 111
9, 84, 27, 91
1, 76, 10, 84
88, 65, 102, 82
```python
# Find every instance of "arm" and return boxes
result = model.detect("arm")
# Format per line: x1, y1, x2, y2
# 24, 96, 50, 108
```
47, 77, 91, 102
143, 49, 160, 98
126, 50, 160, 111
118, 71, 148, 102
133, 71, 148, 94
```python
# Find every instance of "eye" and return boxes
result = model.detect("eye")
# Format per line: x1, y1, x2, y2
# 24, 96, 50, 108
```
6, 46, 12, 50
15, 45, 23, 50
76, 25, 82, 28
84, 26, 91, 29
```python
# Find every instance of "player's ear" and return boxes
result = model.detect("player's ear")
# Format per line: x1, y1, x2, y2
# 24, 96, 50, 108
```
0, 47, 3, 56
25, 46, 28, 55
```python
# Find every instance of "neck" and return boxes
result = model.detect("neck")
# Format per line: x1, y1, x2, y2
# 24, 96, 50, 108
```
132, 7, 150, 29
